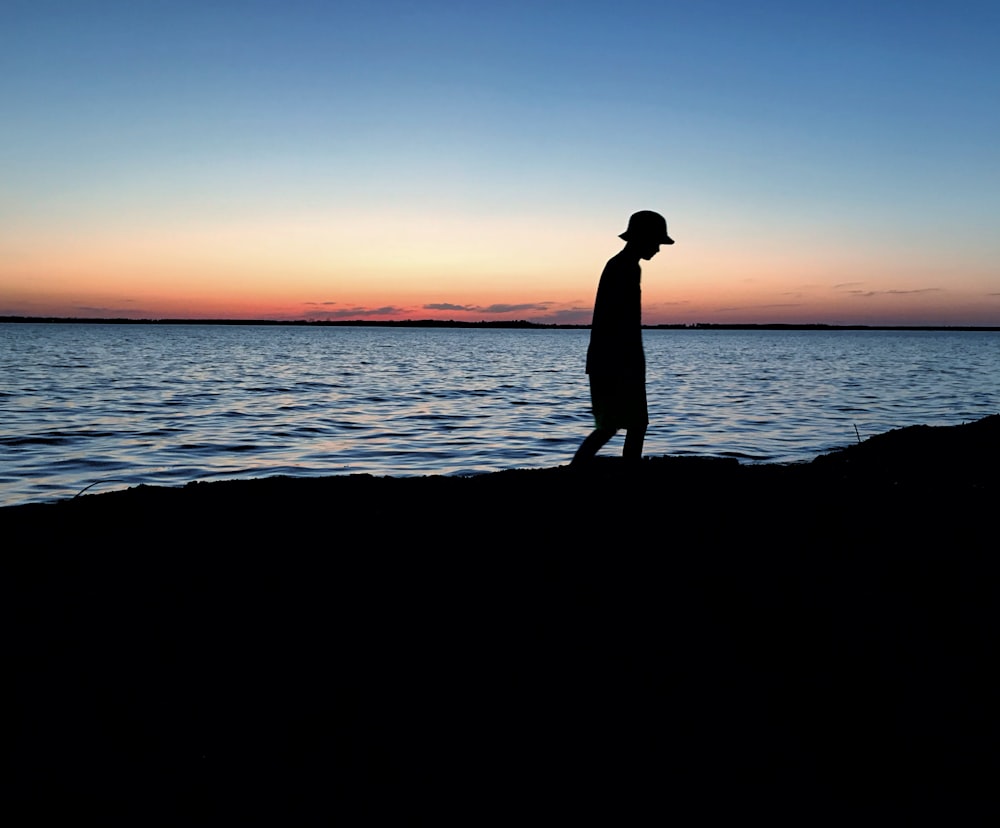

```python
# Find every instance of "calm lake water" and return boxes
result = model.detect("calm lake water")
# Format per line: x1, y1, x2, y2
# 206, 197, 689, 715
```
2, 323, 998, 507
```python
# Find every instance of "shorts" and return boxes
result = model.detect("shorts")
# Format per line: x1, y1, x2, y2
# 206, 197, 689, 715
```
588, 374, 648, 431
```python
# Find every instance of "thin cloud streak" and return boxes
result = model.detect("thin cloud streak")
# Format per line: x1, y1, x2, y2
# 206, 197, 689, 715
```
424, 302, 555, 314
305, 305, 407, 319
846, 288, 944, 298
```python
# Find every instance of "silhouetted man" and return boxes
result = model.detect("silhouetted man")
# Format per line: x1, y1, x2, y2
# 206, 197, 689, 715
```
572, 210, 674, 465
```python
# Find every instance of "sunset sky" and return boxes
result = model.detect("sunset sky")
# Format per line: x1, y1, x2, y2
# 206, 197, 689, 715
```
2, 0, 999, 326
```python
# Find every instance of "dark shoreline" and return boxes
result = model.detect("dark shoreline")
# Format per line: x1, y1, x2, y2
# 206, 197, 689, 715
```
5, 416, 1000, 820
4, 314, 1000, 331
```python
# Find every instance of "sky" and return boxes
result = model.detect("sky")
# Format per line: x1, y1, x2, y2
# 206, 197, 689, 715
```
2, 0, 999, 326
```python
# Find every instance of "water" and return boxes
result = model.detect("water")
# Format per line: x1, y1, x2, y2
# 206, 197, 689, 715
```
2, 323, 998, 507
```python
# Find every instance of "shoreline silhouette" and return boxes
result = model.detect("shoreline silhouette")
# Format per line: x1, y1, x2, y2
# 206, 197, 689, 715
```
5, 415, 998, 820
3, 315, 999, 331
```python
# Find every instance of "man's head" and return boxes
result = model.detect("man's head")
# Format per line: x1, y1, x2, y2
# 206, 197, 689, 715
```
620, 211, 674, 260
619, 211, 674, 245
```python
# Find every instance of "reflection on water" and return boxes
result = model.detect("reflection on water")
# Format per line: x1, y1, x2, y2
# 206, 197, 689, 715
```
1, 323, 998, 505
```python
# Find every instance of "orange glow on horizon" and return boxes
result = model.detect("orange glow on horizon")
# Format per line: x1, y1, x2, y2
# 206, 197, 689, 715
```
3, 212, 998, 326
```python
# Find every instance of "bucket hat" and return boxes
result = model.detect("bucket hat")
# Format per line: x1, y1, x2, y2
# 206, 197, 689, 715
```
619, 210, 674, 244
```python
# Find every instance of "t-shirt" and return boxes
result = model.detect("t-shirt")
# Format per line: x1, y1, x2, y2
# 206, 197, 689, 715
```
585, 251, 644, 381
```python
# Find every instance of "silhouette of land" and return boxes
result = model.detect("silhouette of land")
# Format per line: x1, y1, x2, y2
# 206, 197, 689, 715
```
3, 314, 1000, 331
4, 415, 999, 821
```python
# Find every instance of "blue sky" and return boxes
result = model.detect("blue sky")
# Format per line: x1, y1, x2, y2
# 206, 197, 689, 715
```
2, 1, 999, 324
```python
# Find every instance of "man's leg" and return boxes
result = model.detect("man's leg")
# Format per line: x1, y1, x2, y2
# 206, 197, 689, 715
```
622, 424, 646, 461
571, 427, 616, 465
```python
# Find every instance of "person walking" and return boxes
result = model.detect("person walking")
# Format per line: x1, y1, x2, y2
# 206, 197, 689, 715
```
572, 210, 674, 465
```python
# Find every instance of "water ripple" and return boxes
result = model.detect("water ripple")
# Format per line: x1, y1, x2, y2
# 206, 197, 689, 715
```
2, 324, 998, 505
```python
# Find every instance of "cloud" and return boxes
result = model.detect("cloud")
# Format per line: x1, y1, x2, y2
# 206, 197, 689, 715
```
479, 303, 554, 314
423, 302, 555, 314
713, 303, 804, 312
306, 305, 406, 319
424, 303, 475, 312
846, 288, 943, 298
298, 299, 586, 323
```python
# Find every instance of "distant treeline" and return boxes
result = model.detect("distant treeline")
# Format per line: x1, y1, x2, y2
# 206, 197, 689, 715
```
2, 316, 998, 332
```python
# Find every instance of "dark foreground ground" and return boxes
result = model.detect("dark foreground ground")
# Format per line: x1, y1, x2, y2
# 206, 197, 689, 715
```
3, 416, 999, 823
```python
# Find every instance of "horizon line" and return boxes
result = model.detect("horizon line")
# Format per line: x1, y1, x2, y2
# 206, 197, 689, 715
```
3, 315, 999, 332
